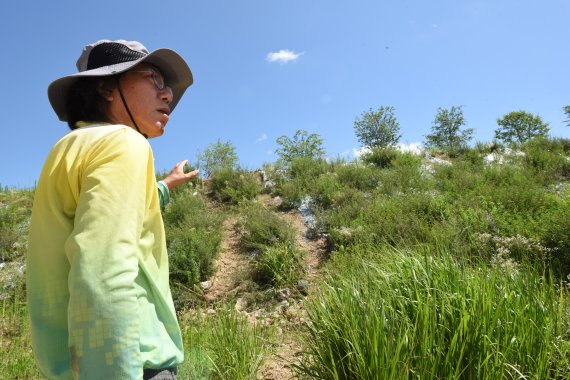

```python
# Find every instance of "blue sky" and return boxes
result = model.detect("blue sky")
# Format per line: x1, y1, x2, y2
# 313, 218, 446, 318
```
2, 0, 569, 188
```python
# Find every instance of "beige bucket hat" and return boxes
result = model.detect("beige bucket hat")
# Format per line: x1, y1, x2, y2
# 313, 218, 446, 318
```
48, 39, 193, 122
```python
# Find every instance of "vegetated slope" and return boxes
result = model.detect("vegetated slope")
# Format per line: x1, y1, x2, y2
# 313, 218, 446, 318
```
198, 193, 328, 380
2, 139, 570, 379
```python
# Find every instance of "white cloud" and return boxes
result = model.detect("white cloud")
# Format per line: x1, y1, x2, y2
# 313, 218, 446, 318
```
353, 147, 370, 159
256, 133, 268, 143
266, 49, 304, 64
431, 23, 439, 28
397, 142, 423, 154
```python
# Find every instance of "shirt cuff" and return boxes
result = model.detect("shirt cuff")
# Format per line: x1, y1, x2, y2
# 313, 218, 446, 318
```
157, 180, 171, 209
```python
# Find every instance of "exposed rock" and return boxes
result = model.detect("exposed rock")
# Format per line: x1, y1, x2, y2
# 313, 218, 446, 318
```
277, 288, 291, 300
296, 280, 310, 295
272, 196, 283, 208
275, 300, 289, 313
483, 148, 525, 165
199, 280, 212, 290
235, 297, 248, 312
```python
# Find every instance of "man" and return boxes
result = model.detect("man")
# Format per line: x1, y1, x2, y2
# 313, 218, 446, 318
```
27, 39, 197, 379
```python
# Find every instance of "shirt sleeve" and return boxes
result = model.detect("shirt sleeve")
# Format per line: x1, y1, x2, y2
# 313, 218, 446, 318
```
157, 180, 171, 209
64, 130, 153, 379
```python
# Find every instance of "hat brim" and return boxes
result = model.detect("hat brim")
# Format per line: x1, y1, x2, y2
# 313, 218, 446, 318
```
48, 48, 193, 122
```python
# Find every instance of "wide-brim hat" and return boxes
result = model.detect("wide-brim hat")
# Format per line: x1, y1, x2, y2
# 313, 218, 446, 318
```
48, 39, 193, 122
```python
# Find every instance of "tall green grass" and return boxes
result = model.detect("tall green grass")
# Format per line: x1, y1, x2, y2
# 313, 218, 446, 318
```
251, 242, 305, 288
0, 290, 39, 379
296, 245, 570, 379
180, 306, 274, 379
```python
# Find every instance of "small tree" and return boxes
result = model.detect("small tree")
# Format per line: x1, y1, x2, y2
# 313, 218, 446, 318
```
354, 106, 401, 149
495, 111, 549, 144
424, 106, 473, 152
196, 139, 239, 178
563, 105, 570, 127
275, 129, 325, 166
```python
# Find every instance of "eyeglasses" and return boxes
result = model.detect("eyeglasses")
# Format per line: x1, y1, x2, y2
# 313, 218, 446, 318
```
127, 68, 168, 90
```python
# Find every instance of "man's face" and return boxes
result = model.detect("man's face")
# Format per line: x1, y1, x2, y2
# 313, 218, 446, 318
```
109, 63, 173, 138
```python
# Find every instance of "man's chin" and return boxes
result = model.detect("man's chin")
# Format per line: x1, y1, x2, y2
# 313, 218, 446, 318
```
147, 124, 166, 138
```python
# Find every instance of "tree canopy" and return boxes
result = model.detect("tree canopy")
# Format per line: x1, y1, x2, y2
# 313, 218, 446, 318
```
354, 106, 401, 149
495, 111, 549, 144
275, 129, 325, 165
424, 106, 473, 152
196, 139, 239, 178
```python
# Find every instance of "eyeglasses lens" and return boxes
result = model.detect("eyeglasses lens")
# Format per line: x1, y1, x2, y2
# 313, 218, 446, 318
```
152, 71, 166, 90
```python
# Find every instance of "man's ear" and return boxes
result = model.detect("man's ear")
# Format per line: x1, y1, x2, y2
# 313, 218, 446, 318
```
97, 79, 115, 101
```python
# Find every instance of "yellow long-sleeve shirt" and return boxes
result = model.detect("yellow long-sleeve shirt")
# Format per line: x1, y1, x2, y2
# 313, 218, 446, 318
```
27, 123, 183, 379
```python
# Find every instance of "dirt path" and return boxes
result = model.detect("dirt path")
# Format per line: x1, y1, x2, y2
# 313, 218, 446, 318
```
202, 195, 328, 379
258, 195, 329, 379
204, 217, 248, 302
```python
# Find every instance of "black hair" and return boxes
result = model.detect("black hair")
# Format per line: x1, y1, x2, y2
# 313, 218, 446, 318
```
65, 76, 118, 129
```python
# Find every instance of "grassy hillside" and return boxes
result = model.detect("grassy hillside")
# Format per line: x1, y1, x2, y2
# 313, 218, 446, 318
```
2, 138, 570, 379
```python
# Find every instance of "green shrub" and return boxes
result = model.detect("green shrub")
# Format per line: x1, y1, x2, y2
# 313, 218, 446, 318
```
163, 190, 223, 303
162, 185, 199, 227
237, 201, 296, 252
323, 191, 456, 251
288, 157, 329, 185
432, 160, 482, 195
168, 223, 220, 285
389, 152, 425, 191
474, 141, 503, 155
334, 163, 380, 191
542, 198, 570, 278
556, 137, 570, 153
522, 137, 570, 184
474, 232, 553, 269
458, 146, 486, 167
271, 157, 332, 208
361, 147, 399, 168
296, 245, 570, 379
310, 173, 344, 209
361, 151, 426, 196
208, 168, 261, 205
272, 181, 303, 210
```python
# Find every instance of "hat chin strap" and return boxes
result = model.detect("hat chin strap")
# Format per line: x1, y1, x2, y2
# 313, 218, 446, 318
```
116, 77, 149, 139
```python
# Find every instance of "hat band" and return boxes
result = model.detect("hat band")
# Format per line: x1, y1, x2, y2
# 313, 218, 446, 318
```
86, 42, 147, 71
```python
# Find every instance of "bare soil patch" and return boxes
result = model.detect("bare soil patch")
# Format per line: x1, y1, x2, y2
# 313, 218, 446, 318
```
201, 194, 328, 379
204, 217, 248, 302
